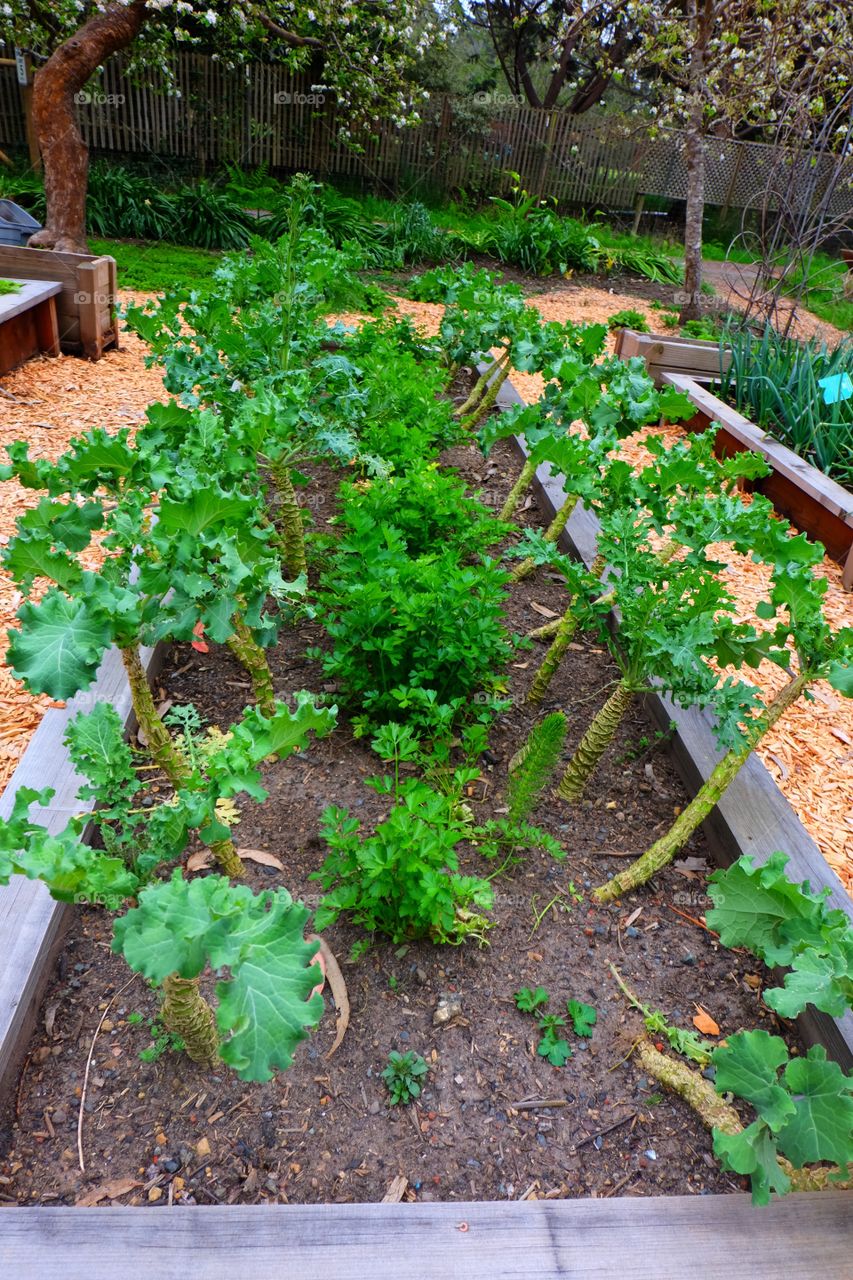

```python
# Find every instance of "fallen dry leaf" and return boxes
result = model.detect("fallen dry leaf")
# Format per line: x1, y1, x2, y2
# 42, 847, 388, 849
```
308, 935, 350, 1059
529, 602, 559, 619
76, 1177, 141, 1207
692, 1006, 721, 1037
236, 847, 284, 870
186, 850, 213, 872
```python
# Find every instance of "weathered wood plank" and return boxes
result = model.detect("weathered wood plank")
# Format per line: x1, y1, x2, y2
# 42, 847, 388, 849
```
614, 328, 731, 382
493, 371, 853, 1068
0, 642, 164, 1108
0, 278, 61, 324
0, 1194, 849, 1279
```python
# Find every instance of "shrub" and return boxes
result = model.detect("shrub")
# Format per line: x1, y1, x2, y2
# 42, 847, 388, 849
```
680, 317, 719, 340
169, 181, 251, 250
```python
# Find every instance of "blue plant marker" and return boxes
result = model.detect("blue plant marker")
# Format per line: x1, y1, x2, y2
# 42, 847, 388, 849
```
817, 373, 853, 405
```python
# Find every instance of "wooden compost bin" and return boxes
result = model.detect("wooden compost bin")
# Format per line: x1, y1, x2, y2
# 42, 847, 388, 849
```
0, 245, 119, 360
0, 373, 850, 1268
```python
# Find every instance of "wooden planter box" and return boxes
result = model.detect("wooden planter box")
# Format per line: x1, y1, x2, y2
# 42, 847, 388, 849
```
0, 279, 61, 375
0, 245, 119, 360
660, 374, 853, 590
613, 328, 731, 385
0, 379, 850, 1261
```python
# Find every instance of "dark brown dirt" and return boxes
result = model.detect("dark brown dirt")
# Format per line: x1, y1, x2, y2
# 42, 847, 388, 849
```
0, 423, 797, 1212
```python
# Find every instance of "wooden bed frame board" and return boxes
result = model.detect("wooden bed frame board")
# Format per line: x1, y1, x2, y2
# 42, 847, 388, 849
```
1, 1194, 850, 1279
0, 642, 163, 1112
492, 372, 853, 1068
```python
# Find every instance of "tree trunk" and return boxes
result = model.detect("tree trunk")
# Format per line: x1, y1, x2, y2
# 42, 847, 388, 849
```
29, 1, 147, 252
679, 0, 707, 323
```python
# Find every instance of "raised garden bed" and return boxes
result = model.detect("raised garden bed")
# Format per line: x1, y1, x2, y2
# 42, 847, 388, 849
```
0, 253, 850, 1266
613, 327, 732, 385
0, 453, 795, 1199
0, 278, 61, 375
0, 245, 119, 360
612, 330, 853, 588
660, 373, 853, 590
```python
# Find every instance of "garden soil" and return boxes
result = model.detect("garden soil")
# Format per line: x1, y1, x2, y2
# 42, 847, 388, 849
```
1, 431, 802, 1210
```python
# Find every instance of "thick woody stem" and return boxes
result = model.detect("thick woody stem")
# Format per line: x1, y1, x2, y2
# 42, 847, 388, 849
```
161, 974, 219, 1070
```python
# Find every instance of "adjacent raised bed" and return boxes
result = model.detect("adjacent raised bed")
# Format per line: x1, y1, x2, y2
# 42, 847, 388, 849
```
613, 327, 732, 385
0, 245, 119, 360
612, 329, 853, 589
0, 278, 61, 375
661, 372, 853, 590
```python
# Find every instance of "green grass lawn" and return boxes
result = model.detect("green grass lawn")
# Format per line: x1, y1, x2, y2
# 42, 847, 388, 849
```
89, 239, 222, 295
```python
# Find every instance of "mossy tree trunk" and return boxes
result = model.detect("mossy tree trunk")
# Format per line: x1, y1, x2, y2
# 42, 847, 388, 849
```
594, 671, 810, 902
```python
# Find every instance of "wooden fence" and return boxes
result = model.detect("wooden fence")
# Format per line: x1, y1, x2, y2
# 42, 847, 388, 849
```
1, 50, 851, 217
